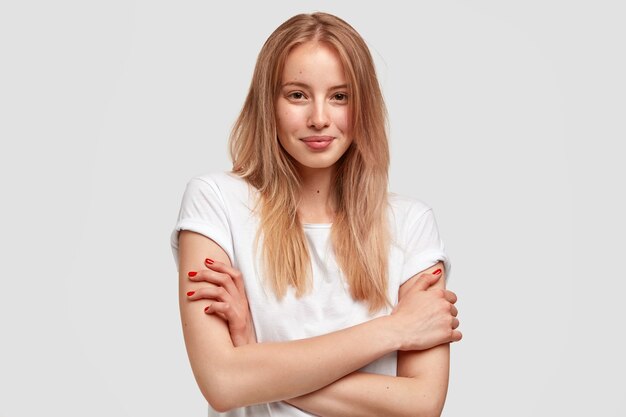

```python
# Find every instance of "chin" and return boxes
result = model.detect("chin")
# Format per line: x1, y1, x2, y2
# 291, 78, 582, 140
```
299, 163, 337, 170
295, 156, 341, 170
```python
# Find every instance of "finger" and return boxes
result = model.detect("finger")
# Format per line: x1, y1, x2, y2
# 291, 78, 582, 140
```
189, 270, 239, 298
188, 286, 233, 304
451, 317, 460, 329
205, 259, 247, 297
451, 330, 463, 342
411, 273, 441, 291
188, 270, 222, 284
444, 290, 457, 304
206, 302, 248, 332
204, 303, 227, 321
450, 304, 458, 317
206, 301, 231, 315
205, 271, 240, 298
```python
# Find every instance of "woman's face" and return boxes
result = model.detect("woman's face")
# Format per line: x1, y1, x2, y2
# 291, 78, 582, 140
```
275, 41, 352, 172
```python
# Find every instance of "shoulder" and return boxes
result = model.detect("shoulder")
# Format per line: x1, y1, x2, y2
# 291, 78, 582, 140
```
173, 172, 248, 262
387, 192, 450, 282
184, 171, 252, 202
187, 171, 247, 191
387, 193, 441, 245
388, 192, 433, 224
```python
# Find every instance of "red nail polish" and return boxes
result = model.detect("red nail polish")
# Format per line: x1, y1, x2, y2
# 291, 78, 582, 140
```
188, 271, 197, 277
433, 269, 442, 275
205, 258, 214, 265
186, 291, 195, 296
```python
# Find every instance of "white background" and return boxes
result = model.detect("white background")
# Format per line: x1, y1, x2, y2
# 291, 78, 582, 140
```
1, 1, 624, 416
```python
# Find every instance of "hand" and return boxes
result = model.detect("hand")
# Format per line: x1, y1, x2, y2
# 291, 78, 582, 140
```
391, 273, 461, 351
186, 258, 257, 346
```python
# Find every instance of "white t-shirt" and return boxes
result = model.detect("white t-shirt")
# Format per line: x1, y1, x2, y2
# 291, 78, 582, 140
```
171, 171, 451, 417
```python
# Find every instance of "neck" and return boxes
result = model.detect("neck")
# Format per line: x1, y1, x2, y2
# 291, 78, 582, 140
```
296, 165, 337, 224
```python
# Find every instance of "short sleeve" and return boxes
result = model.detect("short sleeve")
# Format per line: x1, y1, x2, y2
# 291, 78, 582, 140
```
400, 206, 451, 285
170, 176, 235, 270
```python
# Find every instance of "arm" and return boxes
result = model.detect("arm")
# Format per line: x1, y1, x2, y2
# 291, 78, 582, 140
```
179, 231, 457, 412
284, 262, 458, 417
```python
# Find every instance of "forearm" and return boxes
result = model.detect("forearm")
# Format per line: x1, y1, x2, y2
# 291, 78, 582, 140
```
200, 315, 400, 411
181, 235, 456, 412
286, 371, 445, 417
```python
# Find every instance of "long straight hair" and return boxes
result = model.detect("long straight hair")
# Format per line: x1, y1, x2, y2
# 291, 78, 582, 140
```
229, 12, 390, 312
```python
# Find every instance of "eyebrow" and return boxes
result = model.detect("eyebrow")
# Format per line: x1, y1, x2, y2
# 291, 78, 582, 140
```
281, 81, 349, 90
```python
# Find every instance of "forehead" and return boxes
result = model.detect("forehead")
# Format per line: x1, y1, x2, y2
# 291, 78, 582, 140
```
281, 41, 347, 86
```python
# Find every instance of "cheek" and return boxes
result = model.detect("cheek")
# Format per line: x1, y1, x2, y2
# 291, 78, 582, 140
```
333, 108, 350, 133
276, 108, 300, 132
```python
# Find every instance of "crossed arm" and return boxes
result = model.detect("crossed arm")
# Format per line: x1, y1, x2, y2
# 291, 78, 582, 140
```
178, 230, 460, 415
283, 297, 452, 417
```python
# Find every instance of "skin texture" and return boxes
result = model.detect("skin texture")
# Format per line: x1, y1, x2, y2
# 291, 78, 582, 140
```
181, 235, 461, 415
276, 41, 353, 223
177, 40, 462, 415
276, 41, 353, 173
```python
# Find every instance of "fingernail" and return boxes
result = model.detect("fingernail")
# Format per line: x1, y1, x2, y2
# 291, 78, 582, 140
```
205, 258, 214, 265
188, 271, 197, 277
433, 269, 442, 275
186, 291, 195, 296
204, 305, 211, 313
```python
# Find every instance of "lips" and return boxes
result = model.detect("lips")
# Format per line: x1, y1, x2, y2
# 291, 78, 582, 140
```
301, 136, 334, 143
300, 136, 334, 150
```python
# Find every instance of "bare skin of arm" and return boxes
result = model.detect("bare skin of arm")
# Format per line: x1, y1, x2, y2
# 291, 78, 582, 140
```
179, 230, 461, 413
283, 263, 454, 417
193, 258, 457, 417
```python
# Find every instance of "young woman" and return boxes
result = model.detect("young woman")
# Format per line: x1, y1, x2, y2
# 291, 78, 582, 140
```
171, 12, 461, 416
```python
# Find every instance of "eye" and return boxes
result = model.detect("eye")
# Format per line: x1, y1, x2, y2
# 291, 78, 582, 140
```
332, 92, 348, 102
287, 91, 306, 100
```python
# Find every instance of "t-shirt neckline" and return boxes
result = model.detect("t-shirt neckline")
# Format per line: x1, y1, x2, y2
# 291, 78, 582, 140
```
302, 223, 333, 229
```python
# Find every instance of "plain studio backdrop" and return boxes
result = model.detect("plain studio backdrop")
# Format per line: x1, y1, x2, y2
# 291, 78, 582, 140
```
1, 1, 624, 416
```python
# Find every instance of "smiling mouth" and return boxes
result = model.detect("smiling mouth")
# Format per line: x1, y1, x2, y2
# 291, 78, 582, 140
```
300, 136, 334, 150
301, 136, 334, 143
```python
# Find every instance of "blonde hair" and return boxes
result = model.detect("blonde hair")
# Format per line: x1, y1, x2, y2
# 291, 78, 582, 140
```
229, 12, 390, 312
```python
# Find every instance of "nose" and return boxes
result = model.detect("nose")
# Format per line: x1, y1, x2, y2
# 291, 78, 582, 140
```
307, 101, 330, 130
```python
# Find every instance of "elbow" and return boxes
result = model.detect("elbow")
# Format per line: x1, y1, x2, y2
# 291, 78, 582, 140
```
431, 387, 448, 417
201, 383, 238, 413
190, 350, 250, 412
209, 400, 235, 414
205, 393, 233, 414
417, 392, 446, 417
197, 372, 241, 413
207, 399, 230, 414
404, 389, 446, 417
401, 404, 443, 417
422, 395, 446, 417
425, 403, 445, 417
